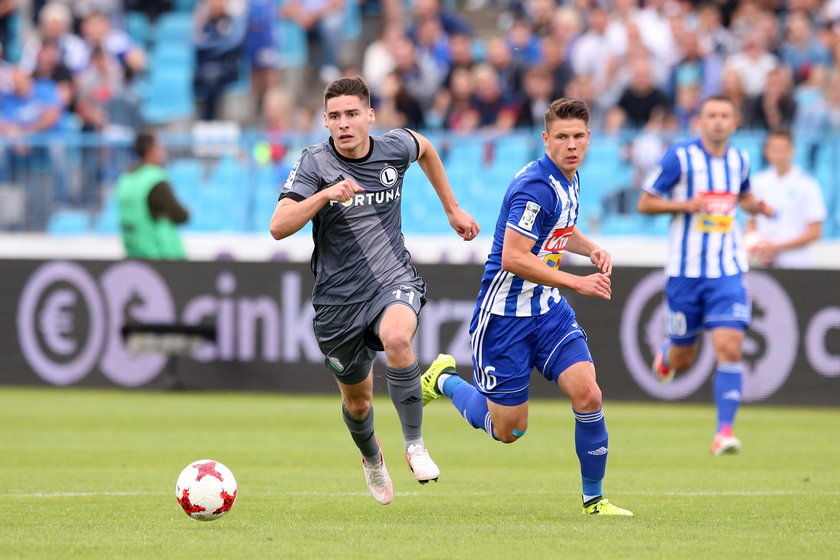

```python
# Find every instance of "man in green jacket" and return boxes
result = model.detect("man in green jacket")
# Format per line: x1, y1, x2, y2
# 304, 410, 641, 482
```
117, 132, 189, 259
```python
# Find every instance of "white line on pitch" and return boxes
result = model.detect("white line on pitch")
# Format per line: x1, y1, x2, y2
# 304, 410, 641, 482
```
4, 489, 836, 499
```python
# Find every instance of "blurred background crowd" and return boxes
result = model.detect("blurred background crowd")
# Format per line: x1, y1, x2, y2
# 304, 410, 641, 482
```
0, 0, 839, 242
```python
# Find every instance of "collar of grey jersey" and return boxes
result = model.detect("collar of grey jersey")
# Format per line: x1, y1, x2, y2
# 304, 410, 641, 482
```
328, 136, 375, 163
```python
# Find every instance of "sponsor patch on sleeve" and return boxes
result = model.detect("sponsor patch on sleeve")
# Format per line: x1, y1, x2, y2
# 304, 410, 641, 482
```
518, 201, 541, 231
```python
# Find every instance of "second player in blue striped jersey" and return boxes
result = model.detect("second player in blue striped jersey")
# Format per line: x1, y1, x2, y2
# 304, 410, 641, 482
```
477, 154, 583, 317
638, 95, 773, 456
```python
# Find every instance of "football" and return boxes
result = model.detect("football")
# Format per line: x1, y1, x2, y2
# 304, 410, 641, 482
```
175, 459, 238, 521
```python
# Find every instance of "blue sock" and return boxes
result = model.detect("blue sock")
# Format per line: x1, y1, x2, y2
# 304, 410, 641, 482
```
714, 362, 743, 431
575, 409, 608, 502
444, 375, 495, 439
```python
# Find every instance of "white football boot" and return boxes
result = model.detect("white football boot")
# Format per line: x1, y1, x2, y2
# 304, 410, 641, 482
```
363, 449, 394, 505
405, 443, 440, 484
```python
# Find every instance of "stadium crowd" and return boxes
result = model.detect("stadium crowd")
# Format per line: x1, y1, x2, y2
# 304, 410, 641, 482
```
0, 0, 839, 233
1, 0, 839, 134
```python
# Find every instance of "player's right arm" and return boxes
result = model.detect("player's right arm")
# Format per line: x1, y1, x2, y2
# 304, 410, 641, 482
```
501, 228, 612, 300
269, 152, 363, 240
637, 146, 705, 215
269, 178, 363, 239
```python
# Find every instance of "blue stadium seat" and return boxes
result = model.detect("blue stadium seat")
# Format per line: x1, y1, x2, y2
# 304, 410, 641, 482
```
151, 41, 195, 69
47, 209, 91, 234
93, 192, 120, 233
154, 12, 193, 43
167, 158, 204, 200
142, 69, 195, 123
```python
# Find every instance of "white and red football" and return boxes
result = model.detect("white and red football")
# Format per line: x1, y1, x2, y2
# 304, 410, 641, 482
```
175, 459, 238, 521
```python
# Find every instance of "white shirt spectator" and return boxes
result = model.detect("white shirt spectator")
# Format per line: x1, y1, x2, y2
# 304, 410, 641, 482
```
750, 165, 826, 268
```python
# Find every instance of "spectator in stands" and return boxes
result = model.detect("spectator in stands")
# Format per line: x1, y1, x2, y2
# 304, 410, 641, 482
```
0, 65, 63, 135
565, 73, 611, 132
362, 23, 405, 97
720, 66, 749, 120
549, 5, 582, 50
192, 0, 247, 121
244, 0, 281, 111
605, 0, 637, 58
439, 66, 479, 131
538, 36, 573, 100
613, 56, 670, 130
725, 29, 779, 97
80, 11, 147, 78
76, 47, 141, 133
780, 11, 832, 85
484, 37, 524, 100
634, 0, 677, 69
571, 5, 619, 106
281, 0, 346, 83
742, 65, 796, 130
746, 129, 826, 268
525, 0, 558, 38
695, 2, 736, 57
669, 29, 724, 102
515, 66, 552, 129
414, 15, 449, 73
673, 82, 701, 131
0, 65, 63, 227
506, 17, 541, 67
441, 31, 475, 89
470, 63, 518, 130
31, 40, 75, 110
116, 131, 189, 260
391, 35, 443, 109
409, 0, 472, 39
374, 70, 425, 130
21, 2, 88, 74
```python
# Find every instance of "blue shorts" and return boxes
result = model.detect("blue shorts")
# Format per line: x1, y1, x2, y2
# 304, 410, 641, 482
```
665, 274, 751, 346
468, 298, 592, 406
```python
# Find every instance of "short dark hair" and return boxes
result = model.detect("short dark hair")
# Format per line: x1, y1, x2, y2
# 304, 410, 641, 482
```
765, 127, 793, 143
133, 131, 157, 158
544, 97, 590, 130
699, 94, 736, 113
324, 76, 370, 108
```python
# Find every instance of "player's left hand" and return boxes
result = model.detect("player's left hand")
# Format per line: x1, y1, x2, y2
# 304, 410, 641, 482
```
448, 208, 480, 241
590, 247, 612, 275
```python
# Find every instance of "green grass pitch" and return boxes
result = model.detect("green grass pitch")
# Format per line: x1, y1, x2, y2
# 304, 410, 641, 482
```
2, 386, 838, 559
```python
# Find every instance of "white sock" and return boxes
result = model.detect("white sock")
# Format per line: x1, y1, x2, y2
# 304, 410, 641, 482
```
437, 373, 452, 393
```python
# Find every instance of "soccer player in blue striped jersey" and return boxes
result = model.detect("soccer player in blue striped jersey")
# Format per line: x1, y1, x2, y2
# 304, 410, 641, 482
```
422, 98, 633, 516
637, 95, 773, 455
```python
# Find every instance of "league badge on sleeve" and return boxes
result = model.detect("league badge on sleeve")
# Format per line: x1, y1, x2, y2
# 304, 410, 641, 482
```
519, 201, 541, 231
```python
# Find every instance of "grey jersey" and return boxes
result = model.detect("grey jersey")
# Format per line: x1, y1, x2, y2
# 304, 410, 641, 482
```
280, 128, 422, 305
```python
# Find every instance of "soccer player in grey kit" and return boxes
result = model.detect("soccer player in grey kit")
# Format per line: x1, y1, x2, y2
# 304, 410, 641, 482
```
269, 76, 480, 505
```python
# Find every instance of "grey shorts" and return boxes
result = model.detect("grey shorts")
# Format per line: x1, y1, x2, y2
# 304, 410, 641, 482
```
313, 279, 426, 384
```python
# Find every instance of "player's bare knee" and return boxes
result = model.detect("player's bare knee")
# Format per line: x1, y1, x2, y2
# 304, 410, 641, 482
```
379, 331, 412, 357
343, 396, 372, 419
573, 385, 602, 412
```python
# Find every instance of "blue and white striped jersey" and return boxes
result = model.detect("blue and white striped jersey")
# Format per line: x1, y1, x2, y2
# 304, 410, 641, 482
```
644, 138, 751, 278
475, 153, 580, 317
